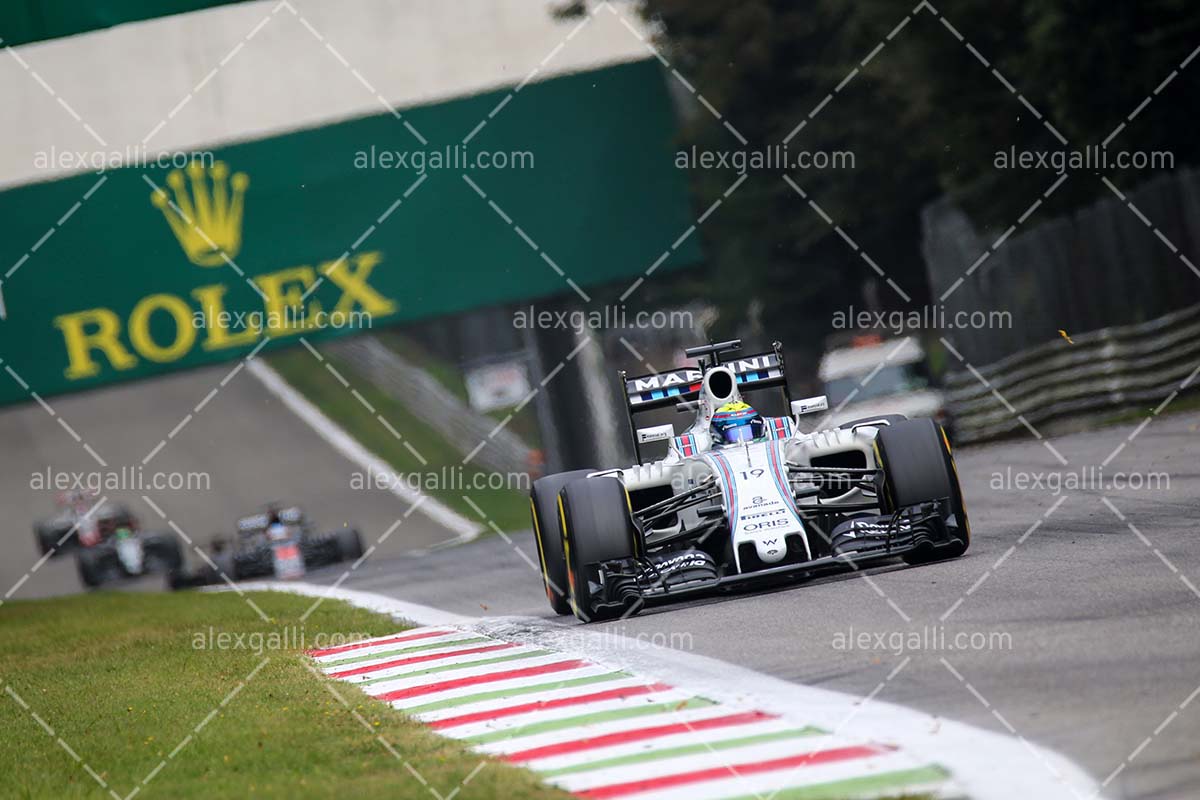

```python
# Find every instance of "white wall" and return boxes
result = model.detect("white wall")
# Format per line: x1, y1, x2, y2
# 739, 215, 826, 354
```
1, 0, 653, 188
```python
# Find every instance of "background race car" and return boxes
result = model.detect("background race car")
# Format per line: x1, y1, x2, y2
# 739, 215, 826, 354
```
169, 505, 363, 588
34, 491, 182, 588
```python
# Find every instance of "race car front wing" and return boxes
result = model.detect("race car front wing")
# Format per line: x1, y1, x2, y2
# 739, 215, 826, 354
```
581, 498, 962, 618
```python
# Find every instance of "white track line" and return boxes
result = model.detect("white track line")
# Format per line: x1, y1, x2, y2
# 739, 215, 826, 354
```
234, 581, 475, 627
245, 358, 481, 538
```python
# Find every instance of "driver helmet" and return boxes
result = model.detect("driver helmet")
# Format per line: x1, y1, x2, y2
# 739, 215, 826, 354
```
711, 401, 763, 444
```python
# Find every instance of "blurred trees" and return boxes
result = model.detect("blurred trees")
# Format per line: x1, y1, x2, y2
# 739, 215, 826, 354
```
614, 0, 1200, 359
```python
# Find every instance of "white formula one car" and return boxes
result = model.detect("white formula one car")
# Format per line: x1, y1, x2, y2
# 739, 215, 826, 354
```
530, 340, 970, 622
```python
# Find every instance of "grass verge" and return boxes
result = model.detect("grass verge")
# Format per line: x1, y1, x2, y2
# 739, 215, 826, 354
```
0, 591, 566, 799
267, 346, 530, 532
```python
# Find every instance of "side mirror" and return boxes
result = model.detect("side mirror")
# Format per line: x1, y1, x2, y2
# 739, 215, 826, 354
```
791, 395, 829, 416
636, 423, 675, 444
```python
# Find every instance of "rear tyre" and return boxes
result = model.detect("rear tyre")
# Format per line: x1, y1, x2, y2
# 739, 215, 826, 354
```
233, 548, 269, 579
166, 569, 188, 590
77, 548, 105, 588
35, 524, 55, 556
530, 469, 597, 615
143, 534, 183, 573
335, 528, 364, 562
558, 477, 640, 623
211, 551, 236, 582
35, 523, 70, 557
874, 418, 970, 564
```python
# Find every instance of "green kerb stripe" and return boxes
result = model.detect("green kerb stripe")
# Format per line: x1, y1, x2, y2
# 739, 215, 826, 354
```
401, 672, 631, 715
466, 697, 715, 744
361, 650, 551, 686
537, 727, 827, 777
320, 636, 493, 666
721, 765, 951, 800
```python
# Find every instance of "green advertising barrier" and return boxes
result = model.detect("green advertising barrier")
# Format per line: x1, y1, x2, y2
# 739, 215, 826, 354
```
1, 0, 248, 47
0, 59, 702, 407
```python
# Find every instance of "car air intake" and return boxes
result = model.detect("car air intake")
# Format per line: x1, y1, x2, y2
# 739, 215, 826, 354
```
705, 369, 734, 402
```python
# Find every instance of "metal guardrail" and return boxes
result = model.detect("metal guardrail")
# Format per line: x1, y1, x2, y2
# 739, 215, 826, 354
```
327, 336, 535, 476
944, 302, 1200, 443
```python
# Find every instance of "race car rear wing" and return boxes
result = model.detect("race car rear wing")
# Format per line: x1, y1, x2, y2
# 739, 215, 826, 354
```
236, 506, 304, 533
622, 342, 788, 412
619, 340, 792, 462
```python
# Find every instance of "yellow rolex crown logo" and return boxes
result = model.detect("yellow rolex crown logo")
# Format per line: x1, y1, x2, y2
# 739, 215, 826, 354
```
151, 160, 249, 267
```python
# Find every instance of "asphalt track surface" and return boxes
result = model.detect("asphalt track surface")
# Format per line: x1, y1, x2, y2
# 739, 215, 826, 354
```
0, 362, 451, 599
4, 367, 1200, 799
307, 412, 1200, 800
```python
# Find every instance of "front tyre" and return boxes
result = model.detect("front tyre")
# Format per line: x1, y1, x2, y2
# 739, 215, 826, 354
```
530, 469, 597, 615
874, 418, 970, 564
558, 476, 641, 623
142, 533, 183, 573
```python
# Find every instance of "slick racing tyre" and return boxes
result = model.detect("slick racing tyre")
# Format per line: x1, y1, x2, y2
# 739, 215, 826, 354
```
335, 528, 364, 562
35, 523, 68, 557
874, 418, 970, 564
142, 533, 184, 573
210, 551, 236, 582
166, 568, 189, 591
558, 476, 641, 623
77, 547, 106, 588
233, 547, 271, 579
530, 469, 596, 615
